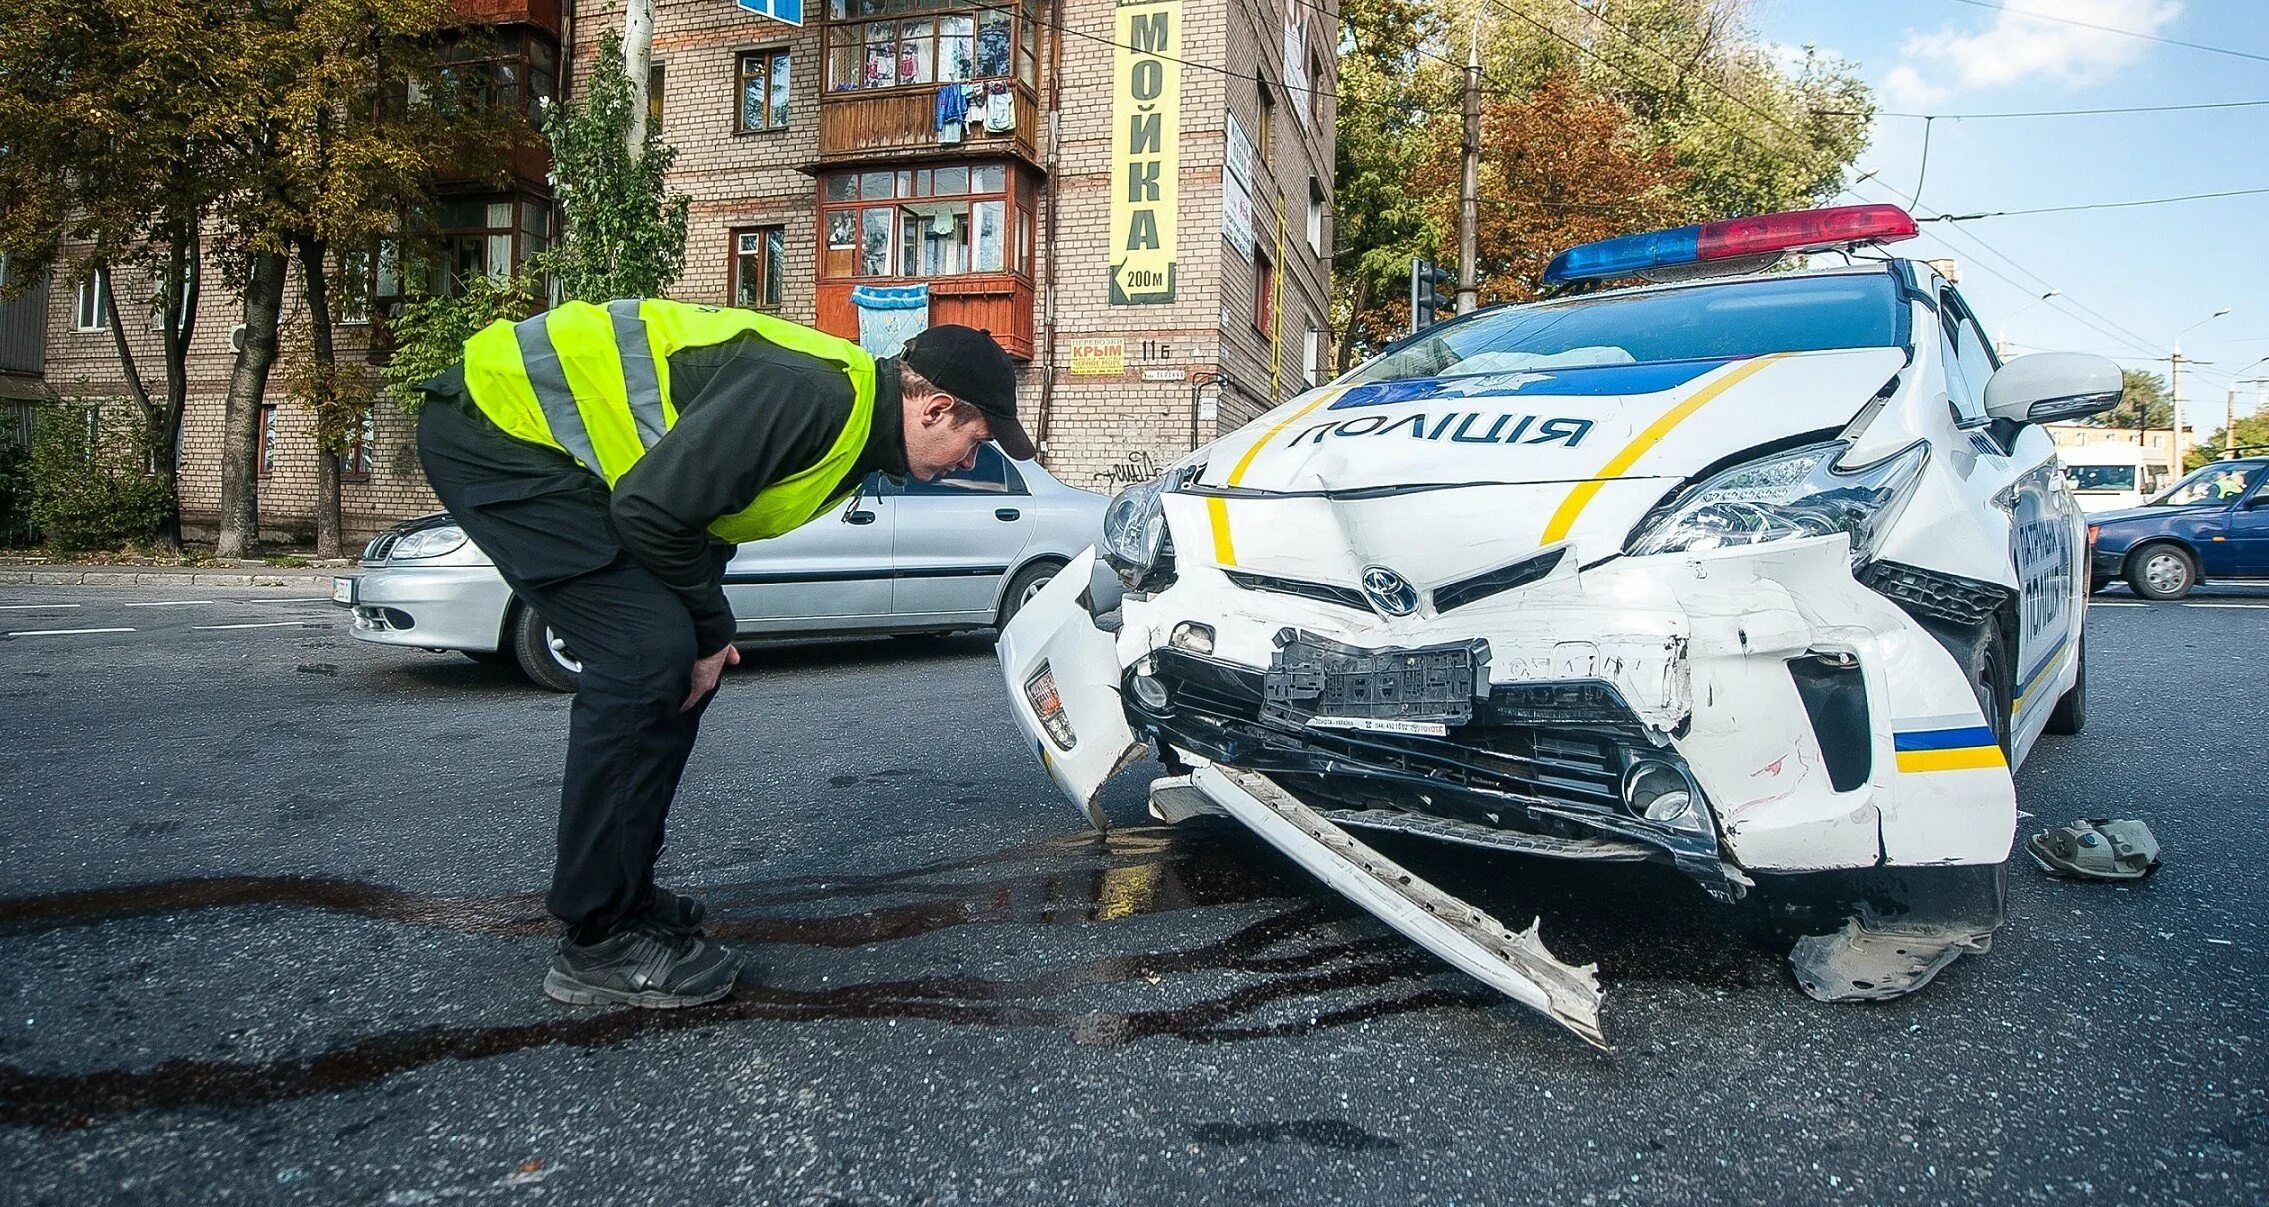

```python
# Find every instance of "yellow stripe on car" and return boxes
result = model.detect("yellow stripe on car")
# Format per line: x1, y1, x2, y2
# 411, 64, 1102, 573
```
1209, 388, 1349, 566
1894, 746, 2009, 773
1540, 354, 1790, 546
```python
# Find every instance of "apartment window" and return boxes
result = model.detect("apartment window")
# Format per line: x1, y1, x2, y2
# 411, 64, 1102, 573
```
256, 405, 279, 478
732, 226, 787, 309
398, 196, 550, 298
74, 274, 107, 332
1306, 178, 1325, 256
1303, 323, 1321, 386
341, 409, 375, 482
824, 0, 1040, 92
1251, 250, 1274, 336
1307, 50, 1326, 125
439, 32, 559, 123
648, 63, 666, 132
819, 163, 1034, 280
738, 48, 792, 131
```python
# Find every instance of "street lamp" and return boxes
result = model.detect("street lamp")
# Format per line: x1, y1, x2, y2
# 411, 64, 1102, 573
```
2172, 308, 2233, 472
1996, 289, 2059, 358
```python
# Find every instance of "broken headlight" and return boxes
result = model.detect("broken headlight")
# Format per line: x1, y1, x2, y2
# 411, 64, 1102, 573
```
1099, 477, 1171, 585
1625, 440, 1927, 568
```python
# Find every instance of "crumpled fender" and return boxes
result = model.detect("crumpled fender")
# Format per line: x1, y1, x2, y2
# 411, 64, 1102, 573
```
996, 548, 1143, 830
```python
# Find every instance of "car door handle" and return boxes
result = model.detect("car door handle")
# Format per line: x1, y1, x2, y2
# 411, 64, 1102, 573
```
995, 508, 1021, 522
845, 509, 877, 526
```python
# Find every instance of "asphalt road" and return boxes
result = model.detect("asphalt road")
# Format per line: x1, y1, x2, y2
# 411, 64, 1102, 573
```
0, 582, 2263, 1205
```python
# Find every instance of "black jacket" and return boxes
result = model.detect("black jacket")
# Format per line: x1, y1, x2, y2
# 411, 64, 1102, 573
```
421, 329, 909, 654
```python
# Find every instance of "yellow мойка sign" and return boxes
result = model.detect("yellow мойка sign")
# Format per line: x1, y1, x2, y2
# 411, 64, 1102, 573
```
1110, 0, 1180, 305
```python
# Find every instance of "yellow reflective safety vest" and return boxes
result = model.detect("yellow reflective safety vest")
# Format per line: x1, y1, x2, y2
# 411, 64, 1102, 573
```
460, 299, 877, 544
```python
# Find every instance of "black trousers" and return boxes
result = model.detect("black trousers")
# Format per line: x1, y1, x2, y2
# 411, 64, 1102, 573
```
418, 396, 721, 942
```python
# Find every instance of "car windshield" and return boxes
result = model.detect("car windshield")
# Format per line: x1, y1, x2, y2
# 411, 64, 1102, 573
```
2148, 461, 2264, 506
2065, 464, 2137, 492
1347, 271, 1904, 384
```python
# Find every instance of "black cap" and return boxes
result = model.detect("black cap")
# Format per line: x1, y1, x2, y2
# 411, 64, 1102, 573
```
899, 325, 1034, 460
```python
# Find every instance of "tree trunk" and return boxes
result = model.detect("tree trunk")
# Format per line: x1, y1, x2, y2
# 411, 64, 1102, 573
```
623, 0, 654, 151
150, 224, 201, 553
298, 235, 345, 561
215, 248, 287, 560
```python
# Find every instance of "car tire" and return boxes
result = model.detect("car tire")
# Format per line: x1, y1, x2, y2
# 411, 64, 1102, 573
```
509, 602, 582, 693
2126, 543, 2198, 601
995, 561, 1062, 631
2045, 635, 2085, 736
1967, 625, 2014, 758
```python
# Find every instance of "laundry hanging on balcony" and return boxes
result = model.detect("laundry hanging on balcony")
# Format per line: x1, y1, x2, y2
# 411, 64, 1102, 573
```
983, 82, 1014, 134
850, 284, 931, 358
935, 82, 969, 144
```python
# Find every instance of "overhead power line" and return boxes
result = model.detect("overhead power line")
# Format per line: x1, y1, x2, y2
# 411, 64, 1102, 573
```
1941, 0, 2269, 67
1921, 187, 2269, 222
1843, 98, 2269, 120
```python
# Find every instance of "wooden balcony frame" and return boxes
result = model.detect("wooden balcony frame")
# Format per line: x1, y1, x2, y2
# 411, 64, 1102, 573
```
816, 79, 1043, 169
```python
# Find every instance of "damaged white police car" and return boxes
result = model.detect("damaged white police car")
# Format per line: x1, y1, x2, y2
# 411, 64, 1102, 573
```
999, 205, 2121, 1047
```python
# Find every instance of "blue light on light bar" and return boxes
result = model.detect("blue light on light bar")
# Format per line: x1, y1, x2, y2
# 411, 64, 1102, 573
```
1543, 225, 1703, 286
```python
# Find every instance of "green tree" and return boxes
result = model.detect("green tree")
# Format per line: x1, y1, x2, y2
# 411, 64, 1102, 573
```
2188, 413, 2269, 470
1327, 0, 1872, 361
210, 0, 515, 557
539, 32, 690, 303
0, 0, 239, 550
2091, 368, 2173, 431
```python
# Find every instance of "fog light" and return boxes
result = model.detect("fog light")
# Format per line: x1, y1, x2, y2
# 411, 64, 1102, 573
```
1169, 622, 1215, 655
1024, 664, 1078, 750
1623, 760, 1706, 832
1130, 673, 1170, 711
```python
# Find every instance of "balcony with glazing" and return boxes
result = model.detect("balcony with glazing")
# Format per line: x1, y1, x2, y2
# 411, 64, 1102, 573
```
816, 0, 1044, 167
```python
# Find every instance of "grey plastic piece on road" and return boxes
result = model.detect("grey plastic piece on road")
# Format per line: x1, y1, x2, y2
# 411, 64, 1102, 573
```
1788, 908, 1995, 1003
2026, 818, 2161, 881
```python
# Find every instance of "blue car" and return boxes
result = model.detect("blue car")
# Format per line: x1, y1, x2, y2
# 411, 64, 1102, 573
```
2089, 457, 2269, 599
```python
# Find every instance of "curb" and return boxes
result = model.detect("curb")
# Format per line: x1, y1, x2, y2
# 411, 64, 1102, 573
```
0, 569, 341, 587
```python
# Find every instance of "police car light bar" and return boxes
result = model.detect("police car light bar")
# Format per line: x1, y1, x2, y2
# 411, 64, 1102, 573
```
1542, 204, 1919, 286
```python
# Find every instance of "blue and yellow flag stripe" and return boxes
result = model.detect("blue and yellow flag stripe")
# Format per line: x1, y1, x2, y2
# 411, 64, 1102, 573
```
1893, 724, 2007, 773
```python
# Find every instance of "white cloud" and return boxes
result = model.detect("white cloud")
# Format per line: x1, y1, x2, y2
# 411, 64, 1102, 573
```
1885, 0, 2183, 108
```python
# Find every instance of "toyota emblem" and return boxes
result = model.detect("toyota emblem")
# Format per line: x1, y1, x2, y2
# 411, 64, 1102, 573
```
1360, 565, 1421, 617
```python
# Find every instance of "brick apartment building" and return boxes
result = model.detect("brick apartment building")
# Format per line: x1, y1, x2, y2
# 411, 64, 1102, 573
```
25, 0, 1338, 543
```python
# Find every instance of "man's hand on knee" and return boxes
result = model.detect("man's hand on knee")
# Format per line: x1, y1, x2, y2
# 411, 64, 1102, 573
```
685, 644, 740, 711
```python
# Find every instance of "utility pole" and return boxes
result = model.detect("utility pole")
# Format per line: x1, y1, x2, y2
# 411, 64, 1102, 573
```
624, 0, 655, 153
1456, 16, 1480, 316
2170, 349, 2184, 473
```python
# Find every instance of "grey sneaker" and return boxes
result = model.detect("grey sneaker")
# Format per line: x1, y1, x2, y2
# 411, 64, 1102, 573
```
543, 921, 741, 1008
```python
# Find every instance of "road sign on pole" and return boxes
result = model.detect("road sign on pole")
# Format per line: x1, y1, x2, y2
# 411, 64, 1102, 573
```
735, 0, 804, 24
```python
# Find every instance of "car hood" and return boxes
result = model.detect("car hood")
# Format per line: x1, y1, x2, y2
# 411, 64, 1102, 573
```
1176, 347, 1907, 584
2089, 503, 2212, 525
1195, 347, 1906, 495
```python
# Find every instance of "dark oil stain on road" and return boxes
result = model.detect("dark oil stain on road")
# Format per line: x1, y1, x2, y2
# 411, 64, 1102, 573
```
0, 824, 1752, 1131
0, 827, 1491, 1130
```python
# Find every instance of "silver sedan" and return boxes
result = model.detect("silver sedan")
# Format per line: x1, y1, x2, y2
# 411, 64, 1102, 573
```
334, 445, 1106, 690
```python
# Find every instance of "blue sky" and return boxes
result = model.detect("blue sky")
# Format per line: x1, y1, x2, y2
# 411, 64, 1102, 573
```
1750, 0, 2269, 421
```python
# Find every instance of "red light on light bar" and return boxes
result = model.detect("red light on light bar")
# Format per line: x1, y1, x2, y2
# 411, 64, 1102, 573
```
1695, 204, 1918, 261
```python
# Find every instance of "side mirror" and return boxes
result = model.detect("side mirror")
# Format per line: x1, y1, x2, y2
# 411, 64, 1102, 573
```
1983, 352, 2125, 425
2246, 494, 2269, 510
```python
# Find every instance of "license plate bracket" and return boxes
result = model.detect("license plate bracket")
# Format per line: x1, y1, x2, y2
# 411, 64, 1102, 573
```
1260, 631, 1490, 730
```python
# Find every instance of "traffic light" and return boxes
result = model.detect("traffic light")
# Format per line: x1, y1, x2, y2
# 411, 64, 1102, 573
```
1410, 259, 1454, 333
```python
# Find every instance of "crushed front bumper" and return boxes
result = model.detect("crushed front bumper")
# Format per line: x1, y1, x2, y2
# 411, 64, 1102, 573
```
1003, 534, 2015, 880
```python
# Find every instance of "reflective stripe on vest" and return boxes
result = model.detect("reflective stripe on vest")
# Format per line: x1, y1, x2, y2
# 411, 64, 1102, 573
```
460, 299, 880, 544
